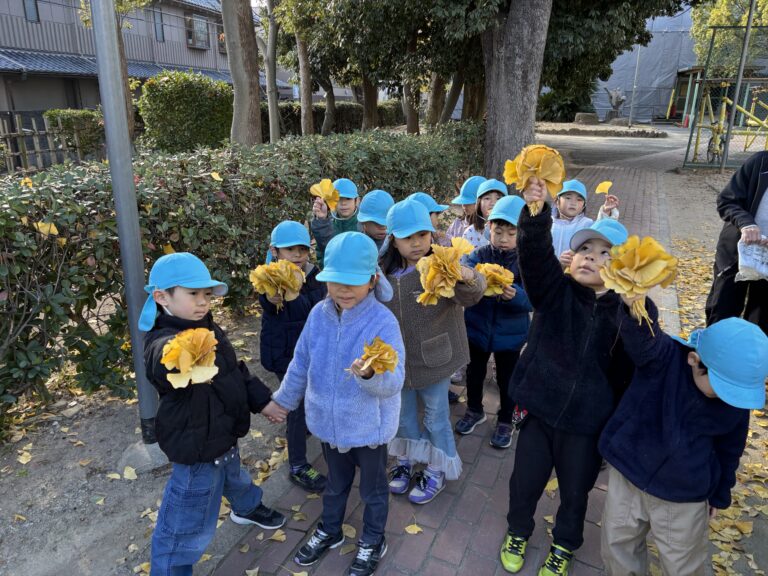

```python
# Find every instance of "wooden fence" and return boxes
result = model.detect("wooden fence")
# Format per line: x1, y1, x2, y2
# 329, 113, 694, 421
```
0, 113, 86, 173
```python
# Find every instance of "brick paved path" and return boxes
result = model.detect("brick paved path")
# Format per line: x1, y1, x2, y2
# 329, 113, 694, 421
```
211, 167, 676, 576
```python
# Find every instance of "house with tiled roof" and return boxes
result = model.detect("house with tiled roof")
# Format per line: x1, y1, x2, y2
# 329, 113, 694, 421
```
0, 0, 291, 114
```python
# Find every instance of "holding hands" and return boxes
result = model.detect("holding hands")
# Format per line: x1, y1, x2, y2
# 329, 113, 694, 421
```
262, 400, 288, 424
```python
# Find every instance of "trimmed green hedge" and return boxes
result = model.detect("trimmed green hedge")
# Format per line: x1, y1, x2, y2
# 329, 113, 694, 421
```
137, 70, 405, 152
0, 122, 482, 425
43, 108, 105, 158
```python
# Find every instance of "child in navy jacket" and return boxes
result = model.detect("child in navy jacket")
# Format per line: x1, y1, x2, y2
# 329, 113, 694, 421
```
455, 195, 532, 449
600, 297, 768, 576
260, 221, 328, 493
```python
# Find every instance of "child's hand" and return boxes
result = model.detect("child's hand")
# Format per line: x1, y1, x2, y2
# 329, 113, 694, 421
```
312, 197, 329, 219
500, 284, 517, 301
459, 266, 475, 283
350, 358, 374, 379
559, 250, 574, 269
601, 194, 619, 215
709, 506, 718, 519
266, 294, 284, 306
620, 293, 645, 309
261, 400, 288, 423
522, 176, 547, 205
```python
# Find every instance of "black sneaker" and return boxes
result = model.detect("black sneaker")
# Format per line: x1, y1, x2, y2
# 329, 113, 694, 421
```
295, 524, 345, 566
448, 390, 461, 404
230, 503, 286, 529
290, 464, 327, 493
348, 538, 388, 576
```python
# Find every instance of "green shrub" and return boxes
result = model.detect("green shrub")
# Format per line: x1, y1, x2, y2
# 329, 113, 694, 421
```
138, 70, 234, 153
378, 99, 404, 127
43, 108, 105, 157
0, 122, 483, 425
537, 85, 596, 123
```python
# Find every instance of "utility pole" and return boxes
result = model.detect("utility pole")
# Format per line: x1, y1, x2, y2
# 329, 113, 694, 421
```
90, 0, 158, 444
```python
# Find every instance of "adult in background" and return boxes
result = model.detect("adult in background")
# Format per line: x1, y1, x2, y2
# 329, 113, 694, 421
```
705, 150, 768, 335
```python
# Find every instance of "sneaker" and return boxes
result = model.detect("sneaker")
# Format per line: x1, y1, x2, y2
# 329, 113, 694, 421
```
230, 503, 286, 529
348, 538, 388, 576
538, 544, 573, 576
511, 405, 528, 428
290, 464, 327, 493
294, 524, 345, 566
448, 390, 461, 404
490, 423, 514, 449
500, 533, 528, 573
454, 409, 487, 435
450, 367, 465, 383
408, 471, 444, 504
388, 463, 412, 495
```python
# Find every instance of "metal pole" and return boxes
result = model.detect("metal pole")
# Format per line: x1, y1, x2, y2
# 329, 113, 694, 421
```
628, 44, 642, 128
720, 0, 757, 172
91, 0, 158, 443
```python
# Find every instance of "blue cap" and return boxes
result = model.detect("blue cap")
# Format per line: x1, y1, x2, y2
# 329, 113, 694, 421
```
139, 253, 228, 331
266, 220, 311, 263
488, 195, 526, 226
557, 179, 587, 201
316, 232, 378, 286
671, 318, 768, 409
476, 178, 509, 200
333, 178, 359, 199
358, 189, 394, 225
386, 200, 435, 239
407, 191, 449, 213
452, 176, 487, 205
570, 219, 629, 250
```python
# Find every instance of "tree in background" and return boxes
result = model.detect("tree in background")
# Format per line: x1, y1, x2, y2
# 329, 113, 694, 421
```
255, 0, 281, 143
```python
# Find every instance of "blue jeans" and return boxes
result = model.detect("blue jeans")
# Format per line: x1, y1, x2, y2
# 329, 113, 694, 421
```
151, 445, 262, 576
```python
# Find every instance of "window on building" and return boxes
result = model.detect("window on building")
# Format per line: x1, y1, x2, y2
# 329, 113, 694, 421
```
217, 23, 226, 54
24, 0, 40, 22
185, 13, 210, 49
153, 8, 165, 43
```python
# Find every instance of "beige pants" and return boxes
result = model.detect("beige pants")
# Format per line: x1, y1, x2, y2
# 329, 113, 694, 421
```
601, 466, 709, 576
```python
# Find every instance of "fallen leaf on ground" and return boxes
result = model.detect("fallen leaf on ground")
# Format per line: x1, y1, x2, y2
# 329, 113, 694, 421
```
245, 569, 260, 576
342, 524, 357, 539
14, 514, 26, 522
250, 430, 263, 439
405, 523, 423, 535
339, 543, 357, 555
269, 529, 287, 542
292, 512, 307, 521
200, 554, 212, 563
239, 543, 250, 553
95, 497, 105, 505
17, 452, 32, 465
78, 459, 92, 467
106, 472, 121, 480
291, 504, 302, 512
545, 477, 559, 497
543, 515, 554, 524
123, 466, 138, 480
306, 493, 320, 500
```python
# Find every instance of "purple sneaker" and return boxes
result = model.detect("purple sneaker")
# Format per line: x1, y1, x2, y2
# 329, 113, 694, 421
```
388, 463, 412, 495
408, 472, 445, 504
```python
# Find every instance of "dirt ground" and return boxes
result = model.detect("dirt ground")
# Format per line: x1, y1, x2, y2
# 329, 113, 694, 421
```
1, 148, 765, 576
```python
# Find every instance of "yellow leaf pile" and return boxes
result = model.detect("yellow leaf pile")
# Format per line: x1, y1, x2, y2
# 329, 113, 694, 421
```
359, 337, 399, 374
416, 237, 474, 305
595, 180, 613, 194
161, 328, 219, 388
475, 263, 514, 296
503, 144, 565, 216
249, 260, 305, 311
600, 236, 678, 333
309, 178, 339, 212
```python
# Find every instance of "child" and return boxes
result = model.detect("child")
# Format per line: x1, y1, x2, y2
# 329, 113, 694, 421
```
407, 191, 451, 246
600, 299, 768, 576
311, 177, 360, 266
499, 178, 632, 576
456, 195, 532, 449
260, 221, 328, 492
447, 175, 486, 241
265, 232, 405, 576
463, 178, 508, 249
139, 253, 287, 576
381, 200, 486, 503
552, 179, 620, 267
358, 189, 394, 250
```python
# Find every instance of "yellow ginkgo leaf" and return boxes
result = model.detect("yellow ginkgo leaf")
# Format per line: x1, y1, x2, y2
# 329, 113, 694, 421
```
358, 337, 399, 374
545, 477, 559, 497
14, 513, 27, 522
416, 237, 475, 305
503, 145, 565, 216
210, 171, 223, 181
199, 554, 212, 563
404, 523, 423, 535
310, 178, 339, 212
342, 524, 357, 539
95, 496, 105, 505
268, 529, 287, 542
245, 569, 260, 576
123, 466, 137, 480
249, 260, 305, 311
239, 543, 250, 553
475, 263, 514, 297
595, 181, 613, 194
163, 243, 175, 255
106, 472, 121, 480
20, 176, 34, 188
161, 328, 219, 388
33, 222, 59, 236
340, 543, 357, 555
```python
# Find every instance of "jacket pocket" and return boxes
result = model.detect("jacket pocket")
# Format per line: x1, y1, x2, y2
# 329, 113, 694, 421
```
421, 333, 452, 368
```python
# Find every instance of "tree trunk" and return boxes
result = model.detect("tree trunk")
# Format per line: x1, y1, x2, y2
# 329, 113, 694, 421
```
440, 69, 465, 124
115, 23, 135, 140
350, 84, 363, 104
403, 82, 420, 134
425, 73, 446, 127
222, 0, 262, 146
461, 81, 485, 121
255, 0, 280, 143
361, 76, 378, 131
296, 33, 314, 136
482, 0, 553, 177
318, 77, 336, 135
